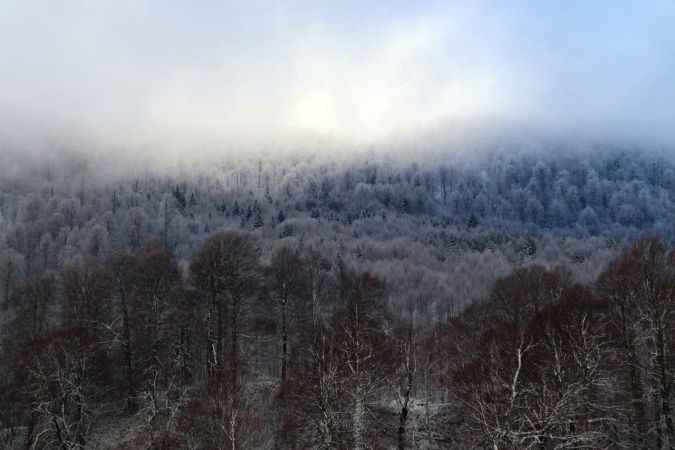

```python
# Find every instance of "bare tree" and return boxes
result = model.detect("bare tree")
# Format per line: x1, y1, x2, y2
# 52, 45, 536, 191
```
335, 266, 389, 450
393, 311, 417, 450
598, 238, 675, 449
267, 244, 305, 383
191, 231, 260, 395
23, 328, 95, 450
454, 271, 611, 449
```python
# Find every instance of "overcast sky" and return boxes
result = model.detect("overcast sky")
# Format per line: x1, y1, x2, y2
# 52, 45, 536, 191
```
1, 1, 674, 161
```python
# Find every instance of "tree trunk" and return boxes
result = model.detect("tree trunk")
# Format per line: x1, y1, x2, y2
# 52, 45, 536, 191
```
424, 353, 433, 448
398, 404, 409, 450
353, 388, 365, 450
621, 302, 647, 448
231, 295, 240, 390
121, 286, 135, 410
281, 298, 288, 382
657, 326, 674, 450
216, 292, 223, 375
312, 283, 318, 328
230, 409, 237, 450
629, 350, 647, 447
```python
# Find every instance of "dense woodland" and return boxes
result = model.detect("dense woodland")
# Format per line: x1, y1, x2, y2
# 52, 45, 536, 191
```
2, 146, 675, 449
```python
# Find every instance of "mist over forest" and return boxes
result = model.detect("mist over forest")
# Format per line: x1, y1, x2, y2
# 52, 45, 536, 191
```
3, 2, 675, 450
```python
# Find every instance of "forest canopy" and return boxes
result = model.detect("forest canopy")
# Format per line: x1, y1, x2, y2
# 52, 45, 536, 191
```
1, 146, 675, 448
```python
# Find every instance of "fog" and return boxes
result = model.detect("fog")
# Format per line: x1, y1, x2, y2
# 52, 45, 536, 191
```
1, 1, 674, 165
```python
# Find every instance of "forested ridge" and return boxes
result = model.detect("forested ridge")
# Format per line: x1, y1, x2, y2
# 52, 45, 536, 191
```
2, 147, 675, 448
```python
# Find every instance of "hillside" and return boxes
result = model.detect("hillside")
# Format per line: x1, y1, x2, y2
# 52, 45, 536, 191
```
2, 147, 675, 448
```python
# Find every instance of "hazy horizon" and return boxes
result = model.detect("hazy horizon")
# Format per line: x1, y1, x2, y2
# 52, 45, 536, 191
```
2, 1, 674, 163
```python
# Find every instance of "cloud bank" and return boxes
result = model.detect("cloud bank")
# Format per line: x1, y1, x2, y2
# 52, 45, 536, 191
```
1, 1, 674, 162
